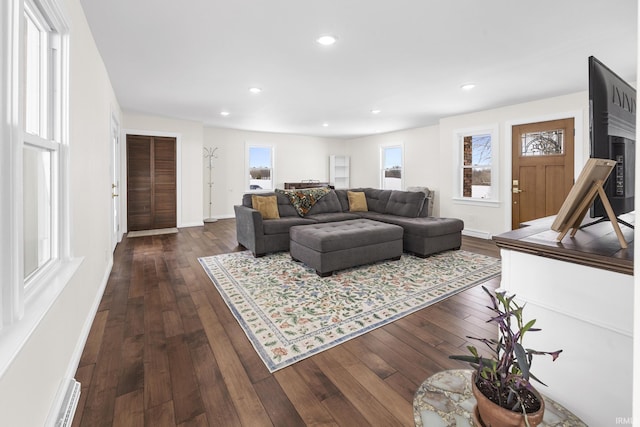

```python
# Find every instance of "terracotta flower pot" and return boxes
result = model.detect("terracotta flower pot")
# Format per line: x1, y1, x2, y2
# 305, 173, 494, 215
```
472, 374, 545, 427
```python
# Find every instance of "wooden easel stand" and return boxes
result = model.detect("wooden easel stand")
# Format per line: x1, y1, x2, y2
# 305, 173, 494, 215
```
556, 179, 628, 248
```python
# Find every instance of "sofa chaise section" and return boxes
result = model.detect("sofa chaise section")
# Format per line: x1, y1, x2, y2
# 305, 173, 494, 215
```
333, 188, 462, 256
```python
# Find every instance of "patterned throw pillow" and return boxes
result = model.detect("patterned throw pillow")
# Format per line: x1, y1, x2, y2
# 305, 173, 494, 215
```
347, 191, 368, 212
251, 195, 280, 219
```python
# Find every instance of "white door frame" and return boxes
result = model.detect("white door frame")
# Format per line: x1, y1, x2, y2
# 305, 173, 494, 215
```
110, 112, 122, 249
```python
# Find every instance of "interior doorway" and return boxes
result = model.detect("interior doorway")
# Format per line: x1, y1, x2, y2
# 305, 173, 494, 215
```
511, 118, 575, 229
126, 134, 177, 231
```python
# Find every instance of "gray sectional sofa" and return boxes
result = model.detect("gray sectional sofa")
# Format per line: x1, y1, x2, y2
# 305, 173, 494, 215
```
234, 187, 464, 258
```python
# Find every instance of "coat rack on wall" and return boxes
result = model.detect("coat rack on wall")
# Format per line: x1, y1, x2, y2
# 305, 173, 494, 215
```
203, 146, 219, 223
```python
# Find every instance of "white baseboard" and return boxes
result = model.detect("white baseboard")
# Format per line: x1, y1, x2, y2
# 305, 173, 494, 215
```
462, 229, 493, 239
198, 214, 235, 223
179, 220, 205, 228
45, 256, 113, 427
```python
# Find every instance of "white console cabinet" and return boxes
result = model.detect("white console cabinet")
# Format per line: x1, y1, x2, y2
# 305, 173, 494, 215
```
494, 215, 634, 427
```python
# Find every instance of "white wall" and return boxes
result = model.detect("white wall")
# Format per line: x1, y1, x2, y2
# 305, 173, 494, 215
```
0, 0, 121, 425
502, 250, 633, 426
204, 127, 342, 218
122, 112, 204, 228
439, 92, 588, 237
346, 126, 441, 213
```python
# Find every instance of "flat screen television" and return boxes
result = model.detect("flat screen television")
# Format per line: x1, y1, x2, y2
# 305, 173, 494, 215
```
588, 56, 636, 221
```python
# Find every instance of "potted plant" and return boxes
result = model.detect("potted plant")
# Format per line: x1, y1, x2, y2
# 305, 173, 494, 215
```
450, 286, 562, 427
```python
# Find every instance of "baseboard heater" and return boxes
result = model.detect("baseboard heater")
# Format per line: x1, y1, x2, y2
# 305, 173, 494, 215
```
55, 379, 81, 427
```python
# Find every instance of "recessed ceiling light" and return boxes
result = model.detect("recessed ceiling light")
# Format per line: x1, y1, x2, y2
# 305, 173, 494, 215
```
371, 109, 381, 114
322, 122, 329, 127
249, 87, 262, 94
220, 111, 230, 117
316, 35, 337, 46
460, 83, 476, 90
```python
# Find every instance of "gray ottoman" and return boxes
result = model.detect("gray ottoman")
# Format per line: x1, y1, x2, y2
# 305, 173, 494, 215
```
289, 219, 403, 276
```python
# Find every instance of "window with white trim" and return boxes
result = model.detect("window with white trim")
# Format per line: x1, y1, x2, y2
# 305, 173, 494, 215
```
454, 126, 499, 203
380, 144, 403, 190
1, 0, 72, 350
247, 144, 274, 190
22, 0, 66, 290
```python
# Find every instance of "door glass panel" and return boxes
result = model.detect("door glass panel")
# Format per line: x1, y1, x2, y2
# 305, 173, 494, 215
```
521, 129, 564, 156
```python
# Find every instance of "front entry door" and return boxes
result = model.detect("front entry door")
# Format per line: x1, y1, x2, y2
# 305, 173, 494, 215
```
127, 134, 177, 231
511, 118, 574, 229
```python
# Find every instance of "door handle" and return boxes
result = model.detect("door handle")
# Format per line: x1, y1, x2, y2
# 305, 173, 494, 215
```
512, 188, 523, 193
112, 193, 119, 198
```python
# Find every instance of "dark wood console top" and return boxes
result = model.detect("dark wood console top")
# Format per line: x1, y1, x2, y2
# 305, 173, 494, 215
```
492, 214, 634, 275
284, 181, 332, 189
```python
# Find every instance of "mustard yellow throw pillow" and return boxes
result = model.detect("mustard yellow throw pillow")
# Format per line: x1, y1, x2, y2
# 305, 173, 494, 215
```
251, 195, 280, 219
347, 191, 368, 212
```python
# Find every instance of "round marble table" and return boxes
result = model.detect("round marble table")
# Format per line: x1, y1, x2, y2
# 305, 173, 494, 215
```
413, 369, 587, 427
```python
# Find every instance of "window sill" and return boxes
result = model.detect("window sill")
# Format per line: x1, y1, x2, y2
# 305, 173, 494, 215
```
452, 197, 501, 208
0, 256, 84, 379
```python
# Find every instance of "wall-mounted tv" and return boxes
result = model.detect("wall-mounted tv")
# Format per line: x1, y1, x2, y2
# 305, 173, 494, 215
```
589, 56, 636, 222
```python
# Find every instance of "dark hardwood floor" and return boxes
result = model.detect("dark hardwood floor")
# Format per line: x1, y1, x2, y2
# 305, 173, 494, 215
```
73, 219, 500, 427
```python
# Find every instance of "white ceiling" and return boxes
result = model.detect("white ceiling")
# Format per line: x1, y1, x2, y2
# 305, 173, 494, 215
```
80, 0, 637, 139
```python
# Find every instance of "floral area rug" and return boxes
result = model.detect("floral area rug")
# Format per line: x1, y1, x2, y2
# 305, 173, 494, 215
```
198, 250, 501, 372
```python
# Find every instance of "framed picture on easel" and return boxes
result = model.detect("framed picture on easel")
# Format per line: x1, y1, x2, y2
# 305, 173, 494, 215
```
551, 158, 627, 248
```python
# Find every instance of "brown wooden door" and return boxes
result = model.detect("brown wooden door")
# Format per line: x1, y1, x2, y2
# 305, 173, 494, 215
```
512, 119, 574, 229
127, 135, 177, 231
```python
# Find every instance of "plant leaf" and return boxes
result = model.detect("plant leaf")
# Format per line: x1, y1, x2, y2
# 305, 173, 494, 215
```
513, 342, 530, 380
521, 319, 536, 335
449, 355, 480, 363
467, 346, 479, 358
528, 371, 548, 387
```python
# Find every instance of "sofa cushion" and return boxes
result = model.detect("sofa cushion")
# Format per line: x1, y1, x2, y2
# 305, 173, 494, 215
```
243, 192, 299, 217
276, 187, 332, 217
363, 189, 392, 213
385, 190, 425, 217
251, 195, 280, 219
306, 190, 343, 215
334, 189, 351, 212
352, 211, 392, 221
347, 191, 368, 212
262, 217, 316, 235
305, 212, 360, 222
